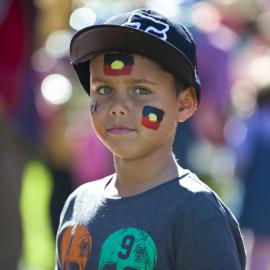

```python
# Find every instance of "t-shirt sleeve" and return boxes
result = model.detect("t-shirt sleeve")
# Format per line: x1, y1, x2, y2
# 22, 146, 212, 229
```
176, 216, 245, 270
54, 186, 82, 270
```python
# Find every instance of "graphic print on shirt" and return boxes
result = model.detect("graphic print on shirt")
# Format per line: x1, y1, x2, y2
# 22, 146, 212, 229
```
98, 227, 157, 270
103, 53, 134, 76
141, 106, 165, 130
59, 224, 92, 270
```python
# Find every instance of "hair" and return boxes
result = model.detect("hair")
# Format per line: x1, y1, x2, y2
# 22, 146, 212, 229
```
157, 60, 189, 96
173, 76, 189, 96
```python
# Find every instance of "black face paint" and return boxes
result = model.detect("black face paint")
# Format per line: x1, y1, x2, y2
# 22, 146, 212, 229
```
90, 102, 100, 115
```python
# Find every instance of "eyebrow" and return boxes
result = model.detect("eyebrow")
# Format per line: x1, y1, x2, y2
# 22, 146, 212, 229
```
91, 76, 157, 85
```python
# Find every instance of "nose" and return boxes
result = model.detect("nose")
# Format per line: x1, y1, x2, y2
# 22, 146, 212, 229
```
109, 95, 128, 117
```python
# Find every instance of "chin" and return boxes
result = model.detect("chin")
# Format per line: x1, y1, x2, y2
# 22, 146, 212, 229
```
112, 147, 158, 161
102, 140, 138, 157
111, 149, 139, 160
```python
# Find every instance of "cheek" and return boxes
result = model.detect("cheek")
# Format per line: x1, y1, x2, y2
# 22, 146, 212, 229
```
90, 95, 101, 114
90, 111, 104, 137
89, 98, 112, 137
161, 109, 179, 137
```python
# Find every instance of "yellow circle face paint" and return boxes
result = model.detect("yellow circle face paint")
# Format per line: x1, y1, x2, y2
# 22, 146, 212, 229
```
148, 113, 157, 122
111, 60, 124, 70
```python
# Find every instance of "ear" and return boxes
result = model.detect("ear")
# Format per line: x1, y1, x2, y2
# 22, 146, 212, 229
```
177, 87, 198, 122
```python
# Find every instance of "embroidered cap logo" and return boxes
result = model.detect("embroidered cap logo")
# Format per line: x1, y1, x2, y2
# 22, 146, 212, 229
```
122, 12, 170, 41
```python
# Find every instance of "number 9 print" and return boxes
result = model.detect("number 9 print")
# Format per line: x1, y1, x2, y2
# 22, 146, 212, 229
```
118, 235, 135, 259
98, 227, 157, 270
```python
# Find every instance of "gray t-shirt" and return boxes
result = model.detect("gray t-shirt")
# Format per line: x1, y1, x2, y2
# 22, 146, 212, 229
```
55, 170, 246, 269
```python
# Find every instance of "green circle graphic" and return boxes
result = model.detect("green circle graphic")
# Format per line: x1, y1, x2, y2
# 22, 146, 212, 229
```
98, 227, 157, 270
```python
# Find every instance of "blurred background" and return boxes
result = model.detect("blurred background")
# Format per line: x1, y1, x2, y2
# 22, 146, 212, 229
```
0, 0, 270, 269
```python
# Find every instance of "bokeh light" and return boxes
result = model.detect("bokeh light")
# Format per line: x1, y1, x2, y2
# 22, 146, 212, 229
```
41, 74, 72, 105
187, 141, 214, 176
216, 0, 235, 5
31, 48, 57, 73
224, 117, 247, 147
246, 55, 270, 87
191, 2, 221, 33
45, 30, 72, 58
69, 7, 96, 30
84, 1, 111, 20
146, 0, 181, 19
210, 147, 236, 179
207, 25, 238, 51
231, 79, 257, 116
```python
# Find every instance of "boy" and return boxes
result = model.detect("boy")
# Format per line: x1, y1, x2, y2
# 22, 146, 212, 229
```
56, 9, 246, 269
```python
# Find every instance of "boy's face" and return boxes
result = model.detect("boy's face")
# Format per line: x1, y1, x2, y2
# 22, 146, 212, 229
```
89, 52, 196, 159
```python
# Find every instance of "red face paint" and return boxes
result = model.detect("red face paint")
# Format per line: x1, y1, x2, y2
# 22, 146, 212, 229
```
103, 53, 134, 76
141, 106, 165, 130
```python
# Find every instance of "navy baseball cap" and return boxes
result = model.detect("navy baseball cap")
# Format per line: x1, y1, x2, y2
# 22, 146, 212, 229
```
70, 8, 201, 102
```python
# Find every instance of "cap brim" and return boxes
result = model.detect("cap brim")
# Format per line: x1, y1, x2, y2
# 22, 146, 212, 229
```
74, 25, 194, 76
70, 24, 201, 102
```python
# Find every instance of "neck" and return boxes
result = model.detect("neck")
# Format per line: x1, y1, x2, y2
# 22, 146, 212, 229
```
109, 146, 180, 197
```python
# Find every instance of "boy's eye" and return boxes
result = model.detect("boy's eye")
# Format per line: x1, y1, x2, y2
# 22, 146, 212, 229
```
133, 87, 151, 95
97, 86, 112, 95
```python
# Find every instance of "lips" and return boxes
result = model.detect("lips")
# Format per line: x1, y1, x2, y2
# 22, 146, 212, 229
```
107, 126, 135, 135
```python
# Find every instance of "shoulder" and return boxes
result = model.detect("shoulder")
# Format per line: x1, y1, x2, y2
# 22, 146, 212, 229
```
174, 172, 246, 269
175, 171, 237, 230
176, 170, 219, 206
59, 174, 114, 220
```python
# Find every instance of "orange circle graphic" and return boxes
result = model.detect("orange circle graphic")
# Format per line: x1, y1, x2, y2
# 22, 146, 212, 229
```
60, 224, 92, 270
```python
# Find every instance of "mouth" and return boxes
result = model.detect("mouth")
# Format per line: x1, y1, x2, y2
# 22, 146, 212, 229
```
107, 126, 135, 135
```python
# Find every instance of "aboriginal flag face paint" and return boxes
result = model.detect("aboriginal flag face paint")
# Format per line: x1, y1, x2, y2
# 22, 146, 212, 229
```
103, 53, 134, 76
141, 106, 165, 130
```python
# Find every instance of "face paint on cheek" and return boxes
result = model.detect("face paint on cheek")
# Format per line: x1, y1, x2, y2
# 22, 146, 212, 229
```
103, 53, 134, 76
141, 106, 165, 130
90, 102, 100, 115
